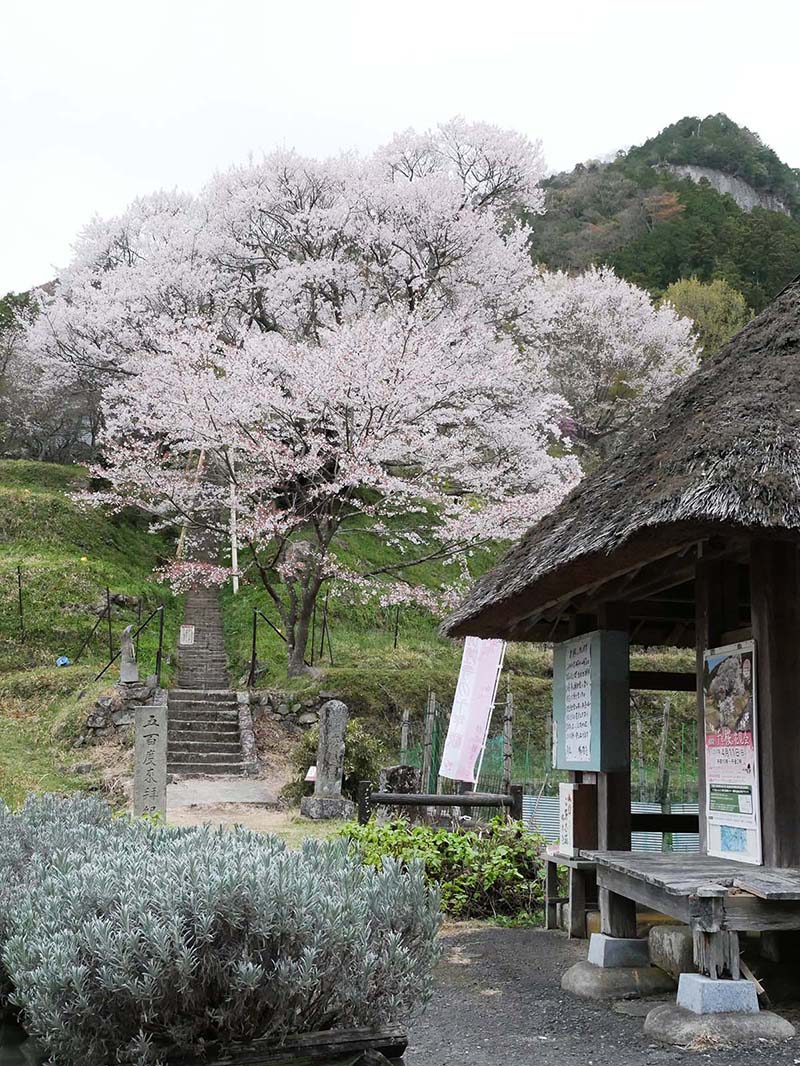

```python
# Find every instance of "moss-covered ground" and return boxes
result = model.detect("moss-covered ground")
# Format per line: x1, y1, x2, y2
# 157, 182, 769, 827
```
0, 460, 181, 805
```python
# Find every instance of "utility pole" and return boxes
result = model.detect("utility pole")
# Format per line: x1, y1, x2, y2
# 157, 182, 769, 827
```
229, 446, 239, 595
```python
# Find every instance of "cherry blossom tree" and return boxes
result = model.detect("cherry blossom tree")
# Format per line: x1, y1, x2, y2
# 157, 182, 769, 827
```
22, 120, 698, 674
530, 265, 699, 462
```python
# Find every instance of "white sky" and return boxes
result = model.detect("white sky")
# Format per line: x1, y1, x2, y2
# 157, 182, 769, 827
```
2, 0, 799, 293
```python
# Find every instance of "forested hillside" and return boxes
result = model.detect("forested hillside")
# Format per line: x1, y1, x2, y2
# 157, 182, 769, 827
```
528, 113, 800, 314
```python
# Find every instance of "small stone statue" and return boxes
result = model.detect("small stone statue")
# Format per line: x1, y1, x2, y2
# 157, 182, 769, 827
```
120, 624, 140, 684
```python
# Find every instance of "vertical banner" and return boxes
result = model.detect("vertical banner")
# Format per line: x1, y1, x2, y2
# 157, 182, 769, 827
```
439, 637, 506, 783
703, 640, 762, 865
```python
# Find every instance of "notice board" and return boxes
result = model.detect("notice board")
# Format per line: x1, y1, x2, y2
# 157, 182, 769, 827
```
552, 630, 629, 773
703, 640, 762, 865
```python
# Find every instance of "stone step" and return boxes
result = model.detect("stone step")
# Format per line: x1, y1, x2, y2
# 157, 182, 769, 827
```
168, 750, 242, 765
169, 727, 240, 743
169, 707, 239, 722
167, 762, 243, 776
169, 689, 234, 699
169, 739, 242, 755
176, 674, 230, 684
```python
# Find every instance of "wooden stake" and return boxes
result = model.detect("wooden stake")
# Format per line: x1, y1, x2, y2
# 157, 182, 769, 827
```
502, 690, 514, 794
420, 691, 436, 794
400, 708, 410, 760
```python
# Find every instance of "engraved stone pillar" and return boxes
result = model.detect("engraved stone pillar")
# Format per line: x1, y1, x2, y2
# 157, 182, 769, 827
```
301, 699, 355, 819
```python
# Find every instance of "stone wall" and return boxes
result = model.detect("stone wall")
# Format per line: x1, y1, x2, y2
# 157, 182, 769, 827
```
248, 689, 342, 730
82, 675, 161, 744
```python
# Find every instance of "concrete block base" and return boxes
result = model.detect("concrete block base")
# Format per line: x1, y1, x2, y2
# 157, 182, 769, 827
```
300, 795, 355, 820
645, 1004, 795, 1046
677, 973, 758, 1015
588, 932, 650, 968
561, 960, 675, 1002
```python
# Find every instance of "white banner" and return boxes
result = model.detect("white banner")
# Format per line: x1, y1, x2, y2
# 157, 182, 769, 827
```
439, 637, 506, 783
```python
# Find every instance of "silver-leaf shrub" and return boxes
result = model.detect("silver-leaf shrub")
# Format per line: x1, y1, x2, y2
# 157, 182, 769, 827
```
3, 815, 441, 1066
0, 793, 126, 1003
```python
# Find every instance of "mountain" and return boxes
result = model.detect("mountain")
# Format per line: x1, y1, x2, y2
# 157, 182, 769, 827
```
527, 113, 800, 312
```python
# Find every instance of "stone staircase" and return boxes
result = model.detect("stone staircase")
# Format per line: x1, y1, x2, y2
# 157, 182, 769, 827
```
168, 588, 242, 776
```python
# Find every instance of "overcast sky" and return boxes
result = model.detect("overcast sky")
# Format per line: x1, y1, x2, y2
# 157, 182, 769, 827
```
2, 0, 799, 293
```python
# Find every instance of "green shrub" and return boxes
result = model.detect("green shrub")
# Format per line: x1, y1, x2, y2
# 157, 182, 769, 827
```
3, 805, 441, 1065
343, 817, 546, 920
283, 718, 387, 804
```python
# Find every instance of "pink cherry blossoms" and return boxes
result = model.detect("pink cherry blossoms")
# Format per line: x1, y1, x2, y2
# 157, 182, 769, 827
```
20, 118, 697, 674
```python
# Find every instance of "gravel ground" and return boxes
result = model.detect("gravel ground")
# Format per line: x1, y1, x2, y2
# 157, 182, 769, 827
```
405, 927, 800, 1066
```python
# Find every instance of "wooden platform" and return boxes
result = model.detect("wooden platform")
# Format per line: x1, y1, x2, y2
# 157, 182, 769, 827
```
585, 850, 800, 932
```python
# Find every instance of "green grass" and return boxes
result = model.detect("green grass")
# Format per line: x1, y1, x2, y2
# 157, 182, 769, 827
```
0, 460, 181, 805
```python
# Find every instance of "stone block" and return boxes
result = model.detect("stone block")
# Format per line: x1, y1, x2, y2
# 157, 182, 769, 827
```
111, 710, 134, 727
562, 960, 675, 1002
645, 1003, 794, 1046
649, 924, 695, 980
677, 973, 759, 1015
298, 711, 319, 726
588, 933, 650, 969
300, 796, 355, 820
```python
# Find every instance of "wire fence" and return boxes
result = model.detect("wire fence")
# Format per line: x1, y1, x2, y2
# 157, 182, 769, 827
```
400, 691, 700, 808
3, 567, 170, 679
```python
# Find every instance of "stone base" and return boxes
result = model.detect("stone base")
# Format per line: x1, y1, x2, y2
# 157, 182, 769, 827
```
644, 1003, 795, 1046
561, 960, 675, 1002
677, 973, 758, 1014
588, 932, 650, 968
301, 795, 355, 820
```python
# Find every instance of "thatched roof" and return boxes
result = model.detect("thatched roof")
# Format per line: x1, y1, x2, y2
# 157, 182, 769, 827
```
443, 276, 800, 643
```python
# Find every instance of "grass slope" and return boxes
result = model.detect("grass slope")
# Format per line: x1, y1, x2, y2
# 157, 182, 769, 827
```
0, 460, 181, 805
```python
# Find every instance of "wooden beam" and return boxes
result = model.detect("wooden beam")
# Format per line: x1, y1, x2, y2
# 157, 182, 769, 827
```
631, 812, 699, 833
695, 553, 742, 852
596, 602, 637, 938
629, 670, 696, 692
751, 540, 800, 868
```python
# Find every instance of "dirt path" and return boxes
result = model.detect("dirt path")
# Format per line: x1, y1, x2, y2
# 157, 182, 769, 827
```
406, 926, 800, 1066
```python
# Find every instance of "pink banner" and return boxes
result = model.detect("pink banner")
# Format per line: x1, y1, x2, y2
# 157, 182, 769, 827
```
439, 637, 506, 783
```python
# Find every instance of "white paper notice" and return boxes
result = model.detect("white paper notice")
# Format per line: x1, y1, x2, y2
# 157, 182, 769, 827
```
564, 637, 592, 762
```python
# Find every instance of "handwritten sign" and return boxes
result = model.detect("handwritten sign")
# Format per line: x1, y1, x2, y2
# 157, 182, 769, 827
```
564, 638, 592, 763
552, 630, 629, 772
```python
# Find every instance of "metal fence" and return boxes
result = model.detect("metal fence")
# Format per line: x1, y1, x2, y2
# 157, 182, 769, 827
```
522, 794, 700, 853
400, 692, 699, 808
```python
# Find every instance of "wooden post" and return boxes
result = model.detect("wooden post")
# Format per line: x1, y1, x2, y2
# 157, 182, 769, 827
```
420, 691, 436, 794
502, 690, 514, 794
596, 601, 637, 939
695, 553, 744, 853
510, 783, 523, 822
545, 860, 559, 929
357, 780, 372, 825
17, 565, 24, 643
400, 708, 410, 761
106, 587, 113, 661
751, 539, 800, 868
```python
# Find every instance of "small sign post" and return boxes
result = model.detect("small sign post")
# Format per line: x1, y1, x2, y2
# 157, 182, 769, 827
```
180, 624, 195, 646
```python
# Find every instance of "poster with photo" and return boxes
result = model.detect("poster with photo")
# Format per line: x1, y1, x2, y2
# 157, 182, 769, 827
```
703, 640, 762, 865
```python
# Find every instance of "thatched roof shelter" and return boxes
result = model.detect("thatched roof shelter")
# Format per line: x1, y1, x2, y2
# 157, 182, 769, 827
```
443, 276, 800, 647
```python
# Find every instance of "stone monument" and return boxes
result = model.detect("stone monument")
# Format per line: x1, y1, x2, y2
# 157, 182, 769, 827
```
133, 692, 168, 819
301, 699, 355, 820
120, 624, 139, 684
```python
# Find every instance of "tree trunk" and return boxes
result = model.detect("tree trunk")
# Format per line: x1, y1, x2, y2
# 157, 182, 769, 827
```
286, 602, 314, 677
